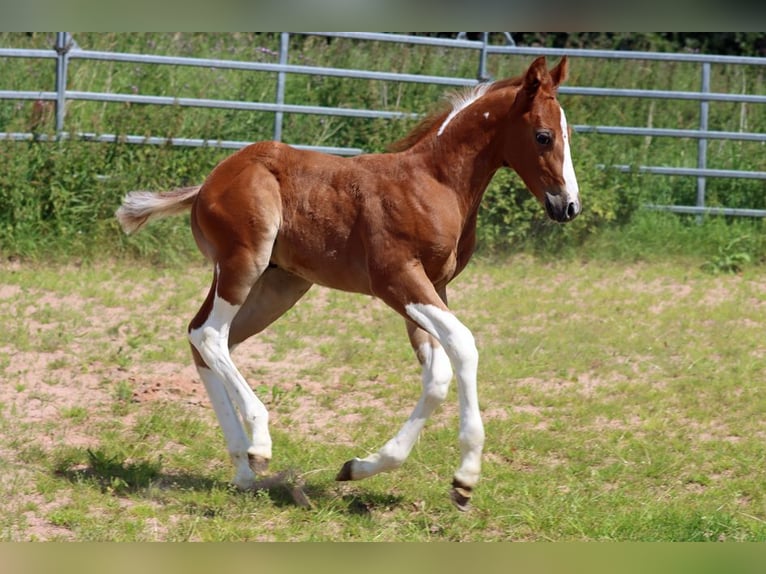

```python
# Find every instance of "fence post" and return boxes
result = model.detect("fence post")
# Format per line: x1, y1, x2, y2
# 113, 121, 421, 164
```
274, 32, 289, 142
477, 32, 490, 81
696, 61, 711, 223
54, 32, 71, 140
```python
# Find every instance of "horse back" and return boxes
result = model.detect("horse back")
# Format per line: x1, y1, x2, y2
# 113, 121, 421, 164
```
196, 141, 471, 294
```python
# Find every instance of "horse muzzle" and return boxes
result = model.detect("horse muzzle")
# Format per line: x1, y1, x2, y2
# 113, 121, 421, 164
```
544, 190, 581, 223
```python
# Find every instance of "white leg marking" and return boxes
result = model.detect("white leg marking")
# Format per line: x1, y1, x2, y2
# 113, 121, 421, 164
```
349, 342, 453, 479
189, 294, 272, 468
197, 366, 256, 489
405, 303, 485, 488
559, 106, 580, 213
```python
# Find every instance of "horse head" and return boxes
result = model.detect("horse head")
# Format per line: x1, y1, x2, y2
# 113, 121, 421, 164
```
506, 56, 581, 223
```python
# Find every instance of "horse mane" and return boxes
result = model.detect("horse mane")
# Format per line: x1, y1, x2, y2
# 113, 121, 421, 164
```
387, 103, 452, 152
387, 76, 525, 153
486, 76, 523, 93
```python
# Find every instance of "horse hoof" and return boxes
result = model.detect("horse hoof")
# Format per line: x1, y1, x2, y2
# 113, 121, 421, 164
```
450, 479, 473, 512
336, 459, 355, 481
248, 453, 270, 475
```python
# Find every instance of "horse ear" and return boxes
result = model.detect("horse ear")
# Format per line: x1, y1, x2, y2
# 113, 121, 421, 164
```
523, 56, 548, 97
549, 56, 569, 89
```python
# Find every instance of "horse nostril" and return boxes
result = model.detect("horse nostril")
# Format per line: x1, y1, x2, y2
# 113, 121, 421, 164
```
544, 192, 579, 223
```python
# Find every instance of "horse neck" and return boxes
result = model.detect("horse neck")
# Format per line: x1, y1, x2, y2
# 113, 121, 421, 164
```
413, 92, 512, 215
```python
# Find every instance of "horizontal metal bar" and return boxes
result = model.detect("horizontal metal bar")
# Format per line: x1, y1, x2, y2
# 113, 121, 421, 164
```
602, 164, 766, 179
307, 32, 484, 50
63, 90, 420, 120
15, 33, 766, 66
574, 125, 766, 142
483, 44, 766, 66
0, 90, 58, 101
0, 48, 57, 59
69, 49, 476, 87
0, 132, 43, 141
0, 130, 363, 155
5, 86, 762, 108
560, 86, 766, 104
645, 204, 766, 218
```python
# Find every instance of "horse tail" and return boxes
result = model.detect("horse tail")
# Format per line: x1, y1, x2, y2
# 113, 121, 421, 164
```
116, 185, 201, 234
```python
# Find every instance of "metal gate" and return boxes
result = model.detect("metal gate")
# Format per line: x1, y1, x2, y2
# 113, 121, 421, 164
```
1, 32, 765, 216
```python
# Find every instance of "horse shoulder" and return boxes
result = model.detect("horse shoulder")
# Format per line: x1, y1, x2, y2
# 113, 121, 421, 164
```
348, 166, 465, 288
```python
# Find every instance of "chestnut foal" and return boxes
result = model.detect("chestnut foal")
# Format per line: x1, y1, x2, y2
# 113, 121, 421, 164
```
117, 56, 580, 510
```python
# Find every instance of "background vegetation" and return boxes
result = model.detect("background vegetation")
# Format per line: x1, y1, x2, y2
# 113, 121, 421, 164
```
0, 32, 765, 266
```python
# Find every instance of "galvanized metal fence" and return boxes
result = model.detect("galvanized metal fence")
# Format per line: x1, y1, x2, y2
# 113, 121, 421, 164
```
1, 32, 765, 217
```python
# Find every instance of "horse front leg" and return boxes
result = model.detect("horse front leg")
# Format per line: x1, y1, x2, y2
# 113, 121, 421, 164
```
403, 302, 485, 511
336, 320, 453, 481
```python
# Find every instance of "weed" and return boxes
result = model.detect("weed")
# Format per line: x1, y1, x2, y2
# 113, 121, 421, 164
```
701, 235, 753, 274
113, 380, 134, 404
61, 406, 88, 423
47, 357, 69, 370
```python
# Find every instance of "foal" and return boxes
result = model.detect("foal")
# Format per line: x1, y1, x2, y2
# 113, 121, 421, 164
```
117, 56, 580, 509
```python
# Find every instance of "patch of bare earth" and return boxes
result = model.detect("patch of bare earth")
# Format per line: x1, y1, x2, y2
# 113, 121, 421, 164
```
0, 271, 198, 539
0, 269, 419, 539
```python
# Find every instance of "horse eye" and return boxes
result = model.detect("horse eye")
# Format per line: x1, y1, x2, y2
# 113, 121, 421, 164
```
536, 131, 552, 146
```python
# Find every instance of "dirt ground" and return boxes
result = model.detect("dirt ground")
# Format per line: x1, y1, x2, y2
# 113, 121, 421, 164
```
2, 258, 765, 540
0, 262, 352, 539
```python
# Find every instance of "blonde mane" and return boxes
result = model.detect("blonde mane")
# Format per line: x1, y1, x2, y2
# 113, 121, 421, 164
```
436, 83, 492, 136
387, 76, 524, 152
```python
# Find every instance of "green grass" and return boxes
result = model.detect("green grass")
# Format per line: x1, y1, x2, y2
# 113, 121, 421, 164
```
1, 256, 765, 541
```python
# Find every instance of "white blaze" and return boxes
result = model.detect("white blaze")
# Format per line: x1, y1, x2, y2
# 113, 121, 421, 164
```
559, 106, 580, 211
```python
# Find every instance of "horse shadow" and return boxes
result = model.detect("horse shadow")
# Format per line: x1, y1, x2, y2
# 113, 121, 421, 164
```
54, 450, 404, 514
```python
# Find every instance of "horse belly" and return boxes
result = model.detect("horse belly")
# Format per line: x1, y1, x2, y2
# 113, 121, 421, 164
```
271, 228, 372, 295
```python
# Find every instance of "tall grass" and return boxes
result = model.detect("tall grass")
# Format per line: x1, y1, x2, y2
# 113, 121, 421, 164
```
1, 32, 765, 263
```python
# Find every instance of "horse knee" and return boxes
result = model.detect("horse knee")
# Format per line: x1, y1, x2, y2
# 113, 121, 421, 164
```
188, 320, 225, 362
407, 303, 478, 376
447, 325, 478, 376
188, 321, 207, 348
420, 343, 452, 406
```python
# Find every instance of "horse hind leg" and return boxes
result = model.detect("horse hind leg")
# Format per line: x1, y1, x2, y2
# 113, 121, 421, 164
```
221, 267, 313, 495
192, 346, 258, 489
225, 267, 313, 465
188, 248, 276, 490
228, 266, 312, 348
336, 320, 453, 482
